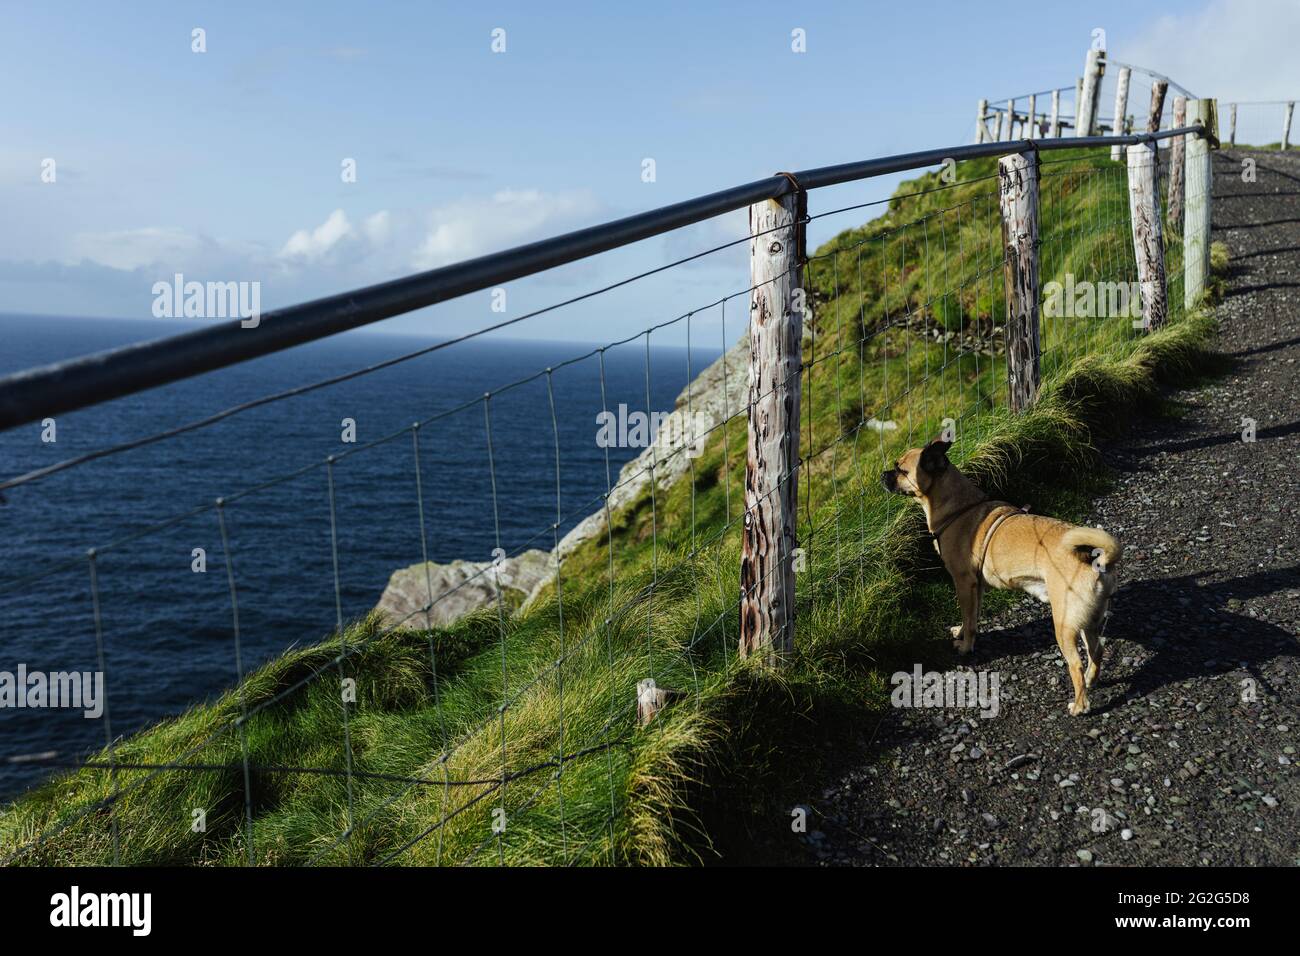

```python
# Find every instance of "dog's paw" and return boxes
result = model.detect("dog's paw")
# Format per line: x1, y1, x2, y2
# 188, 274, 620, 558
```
1068, 699, 1091, 717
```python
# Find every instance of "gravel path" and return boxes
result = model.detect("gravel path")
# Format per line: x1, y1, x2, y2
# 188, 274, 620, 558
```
792, 149, 1300, 867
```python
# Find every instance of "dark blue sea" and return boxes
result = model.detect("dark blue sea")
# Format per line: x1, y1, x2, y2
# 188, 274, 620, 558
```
0, 314, 717, 799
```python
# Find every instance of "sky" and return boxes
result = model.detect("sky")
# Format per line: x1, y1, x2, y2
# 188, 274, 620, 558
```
2, 0, 1298, 350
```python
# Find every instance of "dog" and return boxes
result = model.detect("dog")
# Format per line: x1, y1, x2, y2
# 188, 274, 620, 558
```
881, 437, 1122, 716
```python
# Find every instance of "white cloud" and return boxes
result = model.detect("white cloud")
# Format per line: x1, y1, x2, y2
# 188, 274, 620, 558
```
1118, 0, 1300, 102
276, 208, 398, 266
411, 189, 600, 270
362, 210, 391, 245
13, 188, 606, 319
68, 227, 214, 271
279, 209, 353, 260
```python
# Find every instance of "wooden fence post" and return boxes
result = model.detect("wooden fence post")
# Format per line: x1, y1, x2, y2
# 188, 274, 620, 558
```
976, 99, 990, 143
1027, 94, 1037, 136
1004, 99, 1015, 140
1146, 80, 1168, 133
1228, 103, 1237, 145
1283, 102, 1295, 151
1078, 49, 1105, 136
1111, 67, 1132, 160
1167, 96, 1187, 233
1049, 89, 1061, 137
738, 184, 804, 661
1127, 140, 1167, 332
1074, 77, 1084, 133
1184, 100, 1215, 305
999, 151, 1041, 412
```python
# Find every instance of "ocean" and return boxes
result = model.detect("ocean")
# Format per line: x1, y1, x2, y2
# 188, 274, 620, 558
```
0, 314, 718, 798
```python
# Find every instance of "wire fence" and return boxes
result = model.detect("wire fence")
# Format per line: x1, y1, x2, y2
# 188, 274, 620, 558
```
977, 57, 1197, 144
1221, 100, 1298, 150
0, 114, 1212, 865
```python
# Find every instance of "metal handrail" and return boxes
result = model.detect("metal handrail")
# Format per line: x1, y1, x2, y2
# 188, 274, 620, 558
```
0, 125, 1211, 431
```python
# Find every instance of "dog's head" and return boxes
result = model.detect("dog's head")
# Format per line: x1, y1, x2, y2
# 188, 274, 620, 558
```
879, 438, 951, 501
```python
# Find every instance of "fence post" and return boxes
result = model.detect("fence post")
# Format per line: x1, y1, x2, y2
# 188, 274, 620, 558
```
993, 109, 1004, 141
1146, 80, 1168, 133
1049, 89, 1061, 137
1228, 103, 1237, 145
1127, 140, 1167, 332
1004, 99, 1015, 139
976, 98, 990, 142
738, 183, 804, 661
1027, 93, 1037, 136
999, 151, 1041, 412
1283, 102, 1295, 150
1111, 67, 1132, 160
1184, 100, 1215, 305
1077, 49, 1104, 136
1167, 96, 1187, 233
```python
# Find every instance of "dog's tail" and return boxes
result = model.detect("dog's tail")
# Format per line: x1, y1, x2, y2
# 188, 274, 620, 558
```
1062, 526, 1123, 571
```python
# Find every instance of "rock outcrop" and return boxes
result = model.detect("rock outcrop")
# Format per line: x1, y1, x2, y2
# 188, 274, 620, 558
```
372, 334, 750, 629
374, 549, 552, 630
552, 333, 750, 565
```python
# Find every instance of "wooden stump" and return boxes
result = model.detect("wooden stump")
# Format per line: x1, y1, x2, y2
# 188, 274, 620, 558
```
1111, 67, 1132, 160
738, 186, 804, 661
1078, 50, 1104, 137
1127, 142, 1168, 332
1146, 80, 1168, 134
1167, 97, 1187, 234
998, 152, 1041, 413
1184, 100, 1215, 305
636, 679, 683, 726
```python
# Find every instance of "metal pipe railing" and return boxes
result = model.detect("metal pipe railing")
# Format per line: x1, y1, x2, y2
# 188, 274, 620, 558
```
0, 125, 1211, 432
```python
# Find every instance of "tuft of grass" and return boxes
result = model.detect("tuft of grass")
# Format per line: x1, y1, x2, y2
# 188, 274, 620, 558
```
0, 155, 1228, 867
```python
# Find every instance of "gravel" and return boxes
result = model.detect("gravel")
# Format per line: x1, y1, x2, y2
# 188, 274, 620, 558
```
785, 149, 1300, 867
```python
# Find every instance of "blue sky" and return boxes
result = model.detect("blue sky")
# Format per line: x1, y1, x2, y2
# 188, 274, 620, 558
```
2, 0, 1296, 348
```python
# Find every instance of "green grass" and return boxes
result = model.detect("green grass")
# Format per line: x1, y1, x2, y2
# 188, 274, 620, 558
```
0, 152, 1227, 866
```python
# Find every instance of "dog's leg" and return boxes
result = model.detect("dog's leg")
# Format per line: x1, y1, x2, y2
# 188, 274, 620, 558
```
1053, 618, 1089, 715
1082, 627, 1104, 688
950, 577, 982, 655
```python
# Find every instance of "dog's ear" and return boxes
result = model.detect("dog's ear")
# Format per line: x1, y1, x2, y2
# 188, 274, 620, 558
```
920, 437, 952, 475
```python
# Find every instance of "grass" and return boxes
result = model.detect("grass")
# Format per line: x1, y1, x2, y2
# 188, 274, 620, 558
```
0, 151, 1227, 866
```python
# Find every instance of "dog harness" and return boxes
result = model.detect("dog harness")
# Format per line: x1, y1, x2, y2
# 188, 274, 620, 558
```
973, 504, 1031, 577
930, 498, 1030, 571
928, 496, 987, 556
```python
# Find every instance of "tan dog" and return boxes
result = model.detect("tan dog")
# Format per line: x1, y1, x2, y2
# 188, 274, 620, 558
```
881, 438, 1122, 716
